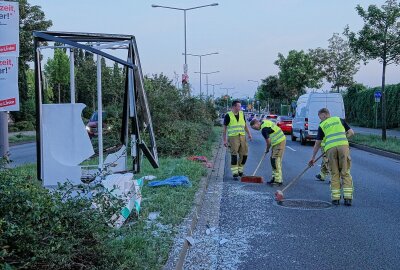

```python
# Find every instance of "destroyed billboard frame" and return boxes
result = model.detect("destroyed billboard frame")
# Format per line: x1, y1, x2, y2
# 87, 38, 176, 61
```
33, 31, 159, 186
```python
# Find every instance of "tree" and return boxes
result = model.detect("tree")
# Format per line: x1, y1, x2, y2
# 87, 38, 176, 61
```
44, 49, 70, 103
274, 50, 323, 98
6, 0, 52, 122
345, 0, 400, 140
309, 33, 359, 92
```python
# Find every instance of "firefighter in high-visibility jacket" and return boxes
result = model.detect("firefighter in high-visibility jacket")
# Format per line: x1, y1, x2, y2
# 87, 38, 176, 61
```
250, 118, 286, 185
223, 100, 253, 179
309, 108, 355, 206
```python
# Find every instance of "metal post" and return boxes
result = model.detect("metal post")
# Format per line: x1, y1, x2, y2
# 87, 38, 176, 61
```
206, 74, 209, 97
184, 10, 187, 74
97, 54, 103, 170
199, 55, 202, 97
375, 103, 378, 128
70, 49, 75, 103
0, 112, 8, 158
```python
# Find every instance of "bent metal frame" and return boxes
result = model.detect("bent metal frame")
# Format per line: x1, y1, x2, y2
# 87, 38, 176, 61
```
33, 31, 159, 183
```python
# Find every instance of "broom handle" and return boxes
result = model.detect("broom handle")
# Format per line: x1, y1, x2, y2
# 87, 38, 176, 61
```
252, 151, 268, 176
280, 153, 324, 193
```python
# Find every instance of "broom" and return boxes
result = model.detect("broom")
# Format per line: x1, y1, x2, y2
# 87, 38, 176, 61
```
275, 153, 323, 202
240, 151, 268, 183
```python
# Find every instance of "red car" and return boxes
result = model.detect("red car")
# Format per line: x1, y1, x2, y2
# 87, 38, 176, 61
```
276, 116, 293, 134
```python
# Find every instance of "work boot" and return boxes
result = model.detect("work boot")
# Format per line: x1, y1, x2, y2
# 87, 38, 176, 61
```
233, 174, 239, 180
238, 172, 244, 177
332, 200, 340, 205
273, 182, 283, 187
267, 178, 275, 185
315, 174, 325, 181
344, 199, 352, 206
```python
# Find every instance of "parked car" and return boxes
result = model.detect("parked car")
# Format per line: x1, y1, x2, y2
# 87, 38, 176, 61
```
291, 93, 345, 145
276, 116, 293, 134
266, 114, 278, 123
86, 111, 110, 138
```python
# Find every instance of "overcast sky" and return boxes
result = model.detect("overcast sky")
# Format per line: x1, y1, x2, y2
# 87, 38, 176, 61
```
30, 0, 400, 98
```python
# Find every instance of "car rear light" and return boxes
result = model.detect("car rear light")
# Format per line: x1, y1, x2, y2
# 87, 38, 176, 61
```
304, 118, 308, 130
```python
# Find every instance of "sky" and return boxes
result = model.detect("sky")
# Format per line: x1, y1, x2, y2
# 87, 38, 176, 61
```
30, 0, 400, 99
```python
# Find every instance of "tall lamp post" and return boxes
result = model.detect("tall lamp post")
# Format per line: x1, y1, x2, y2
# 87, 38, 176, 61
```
205, 83, 222, 99
151, 3, 219, 94
221, 87, 235, 111
248, 79, 260, 112
186, 52, 218, 97
194, 71, 220, 98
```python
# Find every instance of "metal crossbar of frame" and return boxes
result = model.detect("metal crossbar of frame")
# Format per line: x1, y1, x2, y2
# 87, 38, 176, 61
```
33, 31, 159, 183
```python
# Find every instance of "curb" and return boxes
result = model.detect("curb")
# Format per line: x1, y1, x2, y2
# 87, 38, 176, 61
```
350, 142, 400, 161
164, 139, 225, 270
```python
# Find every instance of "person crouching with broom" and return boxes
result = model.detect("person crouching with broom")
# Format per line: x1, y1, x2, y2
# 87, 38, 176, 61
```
250, 118, 286, 186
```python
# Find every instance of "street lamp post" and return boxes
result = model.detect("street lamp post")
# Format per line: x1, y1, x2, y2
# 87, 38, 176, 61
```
221, 87, 235, 111
186, 52, 218, 97
248, 80, 260, 112
194, 71, 220, 98
205, 83, 222, 99
152, 3, 218, 94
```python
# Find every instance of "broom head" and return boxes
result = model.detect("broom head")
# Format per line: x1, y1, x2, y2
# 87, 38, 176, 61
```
240, 176, 264, 183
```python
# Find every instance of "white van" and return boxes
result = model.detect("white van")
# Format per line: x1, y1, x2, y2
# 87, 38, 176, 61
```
291, 93, 345, 145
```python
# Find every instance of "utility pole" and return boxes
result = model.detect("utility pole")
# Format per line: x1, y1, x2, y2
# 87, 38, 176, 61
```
0, 112, 8, 159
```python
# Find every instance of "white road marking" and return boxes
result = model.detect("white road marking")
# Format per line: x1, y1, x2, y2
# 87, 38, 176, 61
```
286, 146, 296, 152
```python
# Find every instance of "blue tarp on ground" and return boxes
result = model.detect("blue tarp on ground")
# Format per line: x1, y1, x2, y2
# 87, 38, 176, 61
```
147, 176, 191, 187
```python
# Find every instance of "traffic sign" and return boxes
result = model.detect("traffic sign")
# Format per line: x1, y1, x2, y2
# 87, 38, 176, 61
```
374, 91, 382, 98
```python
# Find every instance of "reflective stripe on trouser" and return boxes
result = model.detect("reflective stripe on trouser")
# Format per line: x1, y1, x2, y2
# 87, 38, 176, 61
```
271, 140, 286, 183
228, 135, 248, 175
327, 145, 353, 200
319, 149, 330, 180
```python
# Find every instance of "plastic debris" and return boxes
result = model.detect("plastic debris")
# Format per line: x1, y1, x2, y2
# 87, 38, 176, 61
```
147, 176, 191, 187
148, 211, 160, 221
186, 236, 195, 246
206, 229, 211, 235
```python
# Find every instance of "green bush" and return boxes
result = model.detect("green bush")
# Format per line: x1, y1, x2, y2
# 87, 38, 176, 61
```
0, 167, 123, 269
145, 74, 217, 157
344, 83, 400, 128
10, 121, 35, 132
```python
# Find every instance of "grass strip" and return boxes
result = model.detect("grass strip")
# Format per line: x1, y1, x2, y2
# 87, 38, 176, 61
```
9, 134, 36, 144
350, 133, 400, 154
106, 126, 221, 269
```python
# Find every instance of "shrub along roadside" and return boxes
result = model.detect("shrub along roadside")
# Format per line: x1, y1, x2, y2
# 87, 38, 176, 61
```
0, 126, 221, 270
349, 133, 400, 154
8, 134, 36, 144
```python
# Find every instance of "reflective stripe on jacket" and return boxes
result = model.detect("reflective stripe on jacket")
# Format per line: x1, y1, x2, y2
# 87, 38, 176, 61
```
320, 116, 348, 152
227, 111, 246, 137
261, 120, 286, 146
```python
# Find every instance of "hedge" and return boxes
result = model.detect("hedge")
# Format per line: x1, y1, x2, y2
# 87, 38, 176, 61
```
343, 83, 400, 129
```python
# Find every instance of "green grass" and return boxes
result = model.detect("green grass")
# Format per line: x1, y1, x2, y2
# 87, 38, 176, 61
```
8, 133, 36, 144
350, 133, 400, 154
105, 126, 222, 269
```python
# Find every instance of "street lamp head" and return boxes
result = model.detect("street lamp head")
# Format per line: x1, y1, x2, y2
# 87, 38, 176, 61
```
151, 4, 159, 8
211, 3, 219, 6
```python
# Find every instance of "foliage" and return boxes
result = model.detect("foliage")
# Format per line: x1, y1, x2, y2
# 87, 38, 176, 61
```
144, 74, 217, 156
345, 0, 400, 139
274, 50, 323, 98
309, 33, 359, 92
0, 165, 125, 269
44, 49, 70, 103
343, 83, 400, 128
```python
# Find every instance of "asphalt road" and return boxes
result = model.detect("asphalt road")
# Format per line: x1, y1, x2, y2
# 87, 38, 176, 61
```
8, 142, 36, 167
219, 129, 400, 269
